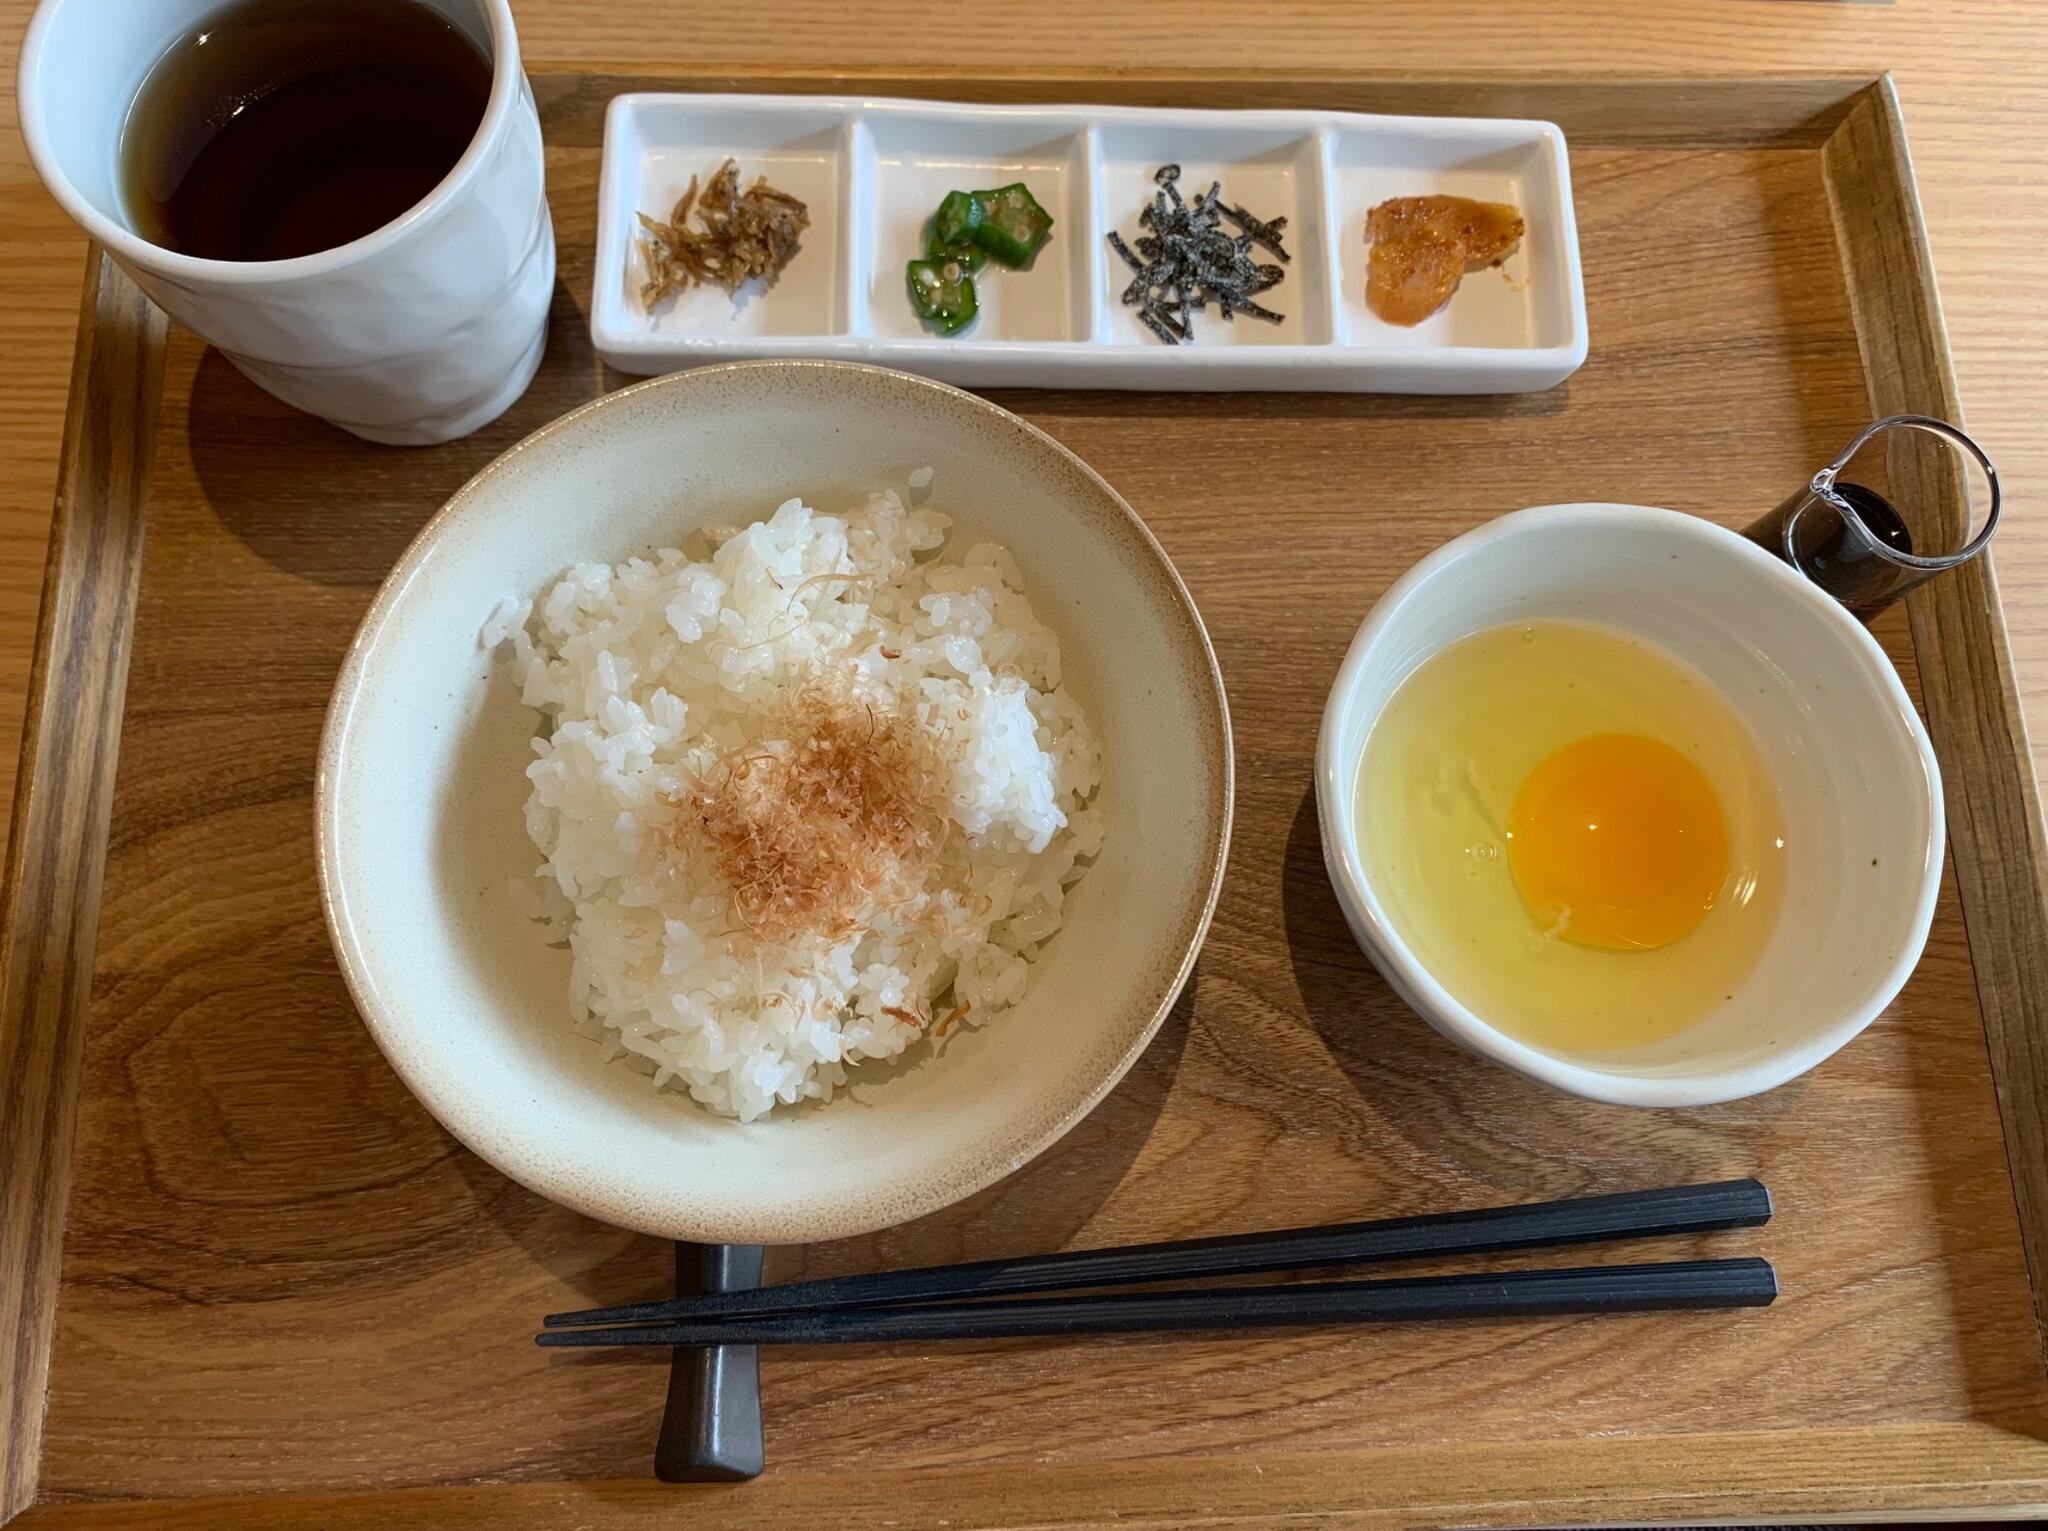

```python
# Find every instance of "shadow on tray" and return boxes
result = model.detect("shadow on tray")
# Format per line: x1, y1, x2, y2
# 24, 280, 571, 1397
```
479, 982, 1196, 1325
183, 276, 608, 587
1278, 782, 1804, 1190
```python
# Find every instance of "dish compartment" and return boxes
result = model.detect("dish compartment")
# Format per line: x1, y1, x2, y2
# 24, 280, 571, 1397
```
857, 110, 1093, 344
598, 98, 854, 342
1092, 123, 1333, 348
1324, 120, 1570, 350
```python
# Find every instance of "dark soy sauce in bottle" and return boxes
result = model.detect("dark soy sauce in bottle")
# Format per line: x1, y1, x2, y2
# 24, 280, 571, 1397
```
1782, 482, 1915, 617
119, 0, 493, 263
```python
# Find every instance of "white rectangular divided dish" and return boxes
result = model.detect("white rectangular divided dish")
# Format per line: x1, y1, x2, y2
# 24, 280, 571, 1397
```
593, 95, 1588, 393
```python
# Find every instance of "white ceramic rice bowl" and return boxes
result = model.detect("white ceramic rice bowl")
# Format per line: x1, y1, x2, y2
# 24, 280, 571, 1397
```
318, 361, 1232, 1242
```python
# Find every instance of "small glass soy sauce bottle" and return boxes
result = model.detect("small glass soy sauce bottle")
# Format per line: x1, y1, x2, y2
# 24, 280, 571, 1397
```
1743, 414, 2001, 619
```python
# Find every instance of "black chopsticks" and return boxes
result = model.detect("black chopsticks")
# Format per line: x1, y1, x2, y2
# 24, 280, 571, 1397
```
538, 1179, 1775, 1350
544, 1177, 1771, 1330
538, 1258, 1776, 1349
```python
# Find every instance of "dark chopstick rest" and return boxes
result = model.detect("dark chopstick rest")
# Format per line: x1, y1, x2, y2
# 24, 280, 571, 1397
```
546, 1178, 1772, 1330
539, 1258, 1778, 1350
653, 1242, 764, 1483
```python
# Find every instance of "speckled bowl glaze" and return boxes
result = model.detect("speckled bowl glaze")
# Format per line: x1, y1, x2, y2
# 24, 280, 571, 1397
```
318, 360, 1232, 1244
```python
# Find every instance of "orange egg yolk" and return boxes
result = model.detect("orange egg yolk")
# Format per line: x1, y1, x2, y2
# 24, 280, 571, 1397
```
1506, 733, 1729, 951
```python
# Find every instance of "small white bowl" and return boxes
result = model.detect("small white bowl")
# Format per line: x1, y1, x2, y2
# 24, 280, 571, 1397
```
1315, 502, 1942, 1107
318, 361, 1231, 1243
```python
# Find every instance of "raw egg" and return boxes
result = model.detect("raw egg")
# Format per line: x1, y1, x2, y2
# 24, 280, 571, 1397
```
1353, 620, 1784, 1058
1507, 732, 1728, 952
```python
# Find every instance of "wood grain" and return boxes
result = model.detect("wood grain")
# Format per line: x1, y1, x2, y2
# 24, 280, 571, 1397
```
5, 4, 2048, 882
533, 69, 1875, 147
0, 251, 162, 1523
1823, 78, 2048, 1367
2, 0, 2048, 875
16, 1423, 2048, 1529
8, 71, 2048, 1527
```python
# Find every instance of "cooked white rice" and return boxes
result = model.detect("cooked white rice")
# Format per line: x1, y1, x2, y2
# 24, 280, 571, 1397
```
482, 488, 1103, 1121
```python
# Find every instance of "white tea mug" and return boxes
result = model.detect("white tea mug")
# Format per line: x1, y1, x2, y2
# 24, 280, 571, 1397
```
18, 0, 554, 445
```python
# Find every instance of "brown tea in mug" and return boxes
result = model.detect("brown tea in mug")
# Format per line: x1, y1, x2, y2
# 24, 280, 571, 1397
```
119, 0, 493, 263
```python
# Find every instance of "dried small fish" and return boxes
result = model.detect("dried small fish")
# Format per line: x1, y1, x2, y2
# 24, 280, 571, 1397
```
1107, 164, 1290, 344
637, 159, 810, 308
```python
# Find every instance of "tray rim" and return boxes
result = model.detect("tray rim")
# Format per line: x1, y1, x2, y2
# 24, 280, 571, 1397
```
5, 64, 2048, 1527
12, 1421, 2048, 1528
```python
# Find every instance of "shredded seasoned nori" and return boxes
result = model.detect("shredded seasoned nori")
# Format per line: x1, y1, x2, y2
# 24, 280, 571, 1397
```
1109, 164, 1289, 345
1220, 202, 1291, 262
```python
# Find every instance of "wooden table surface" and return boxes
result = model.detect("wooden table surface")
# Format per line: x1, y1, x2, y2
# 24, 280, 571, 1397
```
0, 3, 2043, 861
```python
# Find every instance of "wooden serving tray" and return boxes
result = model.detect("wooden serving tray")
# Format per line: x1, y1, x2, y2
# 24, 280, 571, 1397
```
6, 68, 2048, 1529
